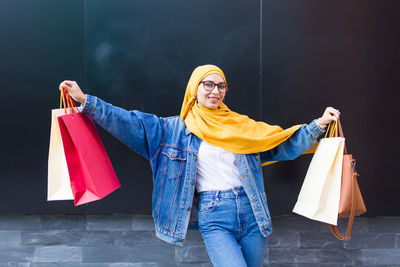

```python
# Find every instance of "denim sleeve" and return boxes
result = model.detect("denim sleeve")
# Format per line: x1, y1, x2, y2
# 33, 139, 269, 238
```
81, 94, 163, 160
260, 120, 325, 163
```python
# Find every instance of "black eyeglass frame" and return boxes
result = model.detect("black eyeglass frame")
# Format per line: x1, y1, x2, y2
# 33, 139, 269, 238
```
199, 81, 229, 93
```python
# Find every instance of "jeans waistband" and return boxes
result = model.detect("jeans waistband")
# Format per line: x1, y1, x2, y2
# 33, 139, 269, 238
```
198, 186, 247, 200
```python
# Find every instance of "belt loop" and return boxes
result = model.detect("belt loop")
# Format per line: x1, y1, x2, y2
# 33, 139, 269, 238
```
215, 190, 220, 203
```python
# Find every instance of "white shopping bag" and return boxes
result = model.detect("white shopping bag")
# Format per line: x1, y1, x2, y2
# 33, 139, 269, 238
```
47, 108, 75, 201
293, 136, 345, 225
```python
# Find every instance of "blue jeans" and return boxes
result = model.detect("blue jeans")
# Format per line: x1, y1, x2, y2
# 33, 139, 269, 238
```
198, 187, 268, 267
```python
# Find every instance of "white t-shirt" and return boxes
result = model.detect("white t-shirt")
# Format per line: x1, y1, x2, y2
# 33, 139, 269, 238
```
195, 140, 243, 192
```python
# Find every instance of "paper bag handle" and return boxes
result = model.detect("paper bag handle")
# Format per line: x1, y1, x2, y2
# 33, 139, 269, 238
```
60, 87, 80, 114
324, 119, 338, 139
323, 119, 349, 154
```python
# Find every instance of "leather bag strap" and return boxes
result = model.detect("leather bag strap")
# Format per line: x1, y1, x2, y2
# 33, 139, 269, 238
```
337, 119, 348, 155
329, 172, 358, 240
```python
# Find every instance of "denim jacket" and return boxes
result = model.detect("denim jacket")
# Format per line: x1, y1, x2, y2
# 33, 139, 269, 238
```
82, 95, 325, 246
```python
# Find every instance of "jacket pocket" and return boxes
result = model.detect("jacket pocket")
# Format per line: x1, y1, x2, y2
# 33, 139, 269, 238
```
161, 147, 187, 180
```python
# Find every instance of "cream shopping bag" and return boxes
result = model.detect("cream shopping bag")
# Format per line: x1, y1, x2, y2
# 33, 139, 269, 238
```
293, 121, 345, 225
47, 97, 77, 201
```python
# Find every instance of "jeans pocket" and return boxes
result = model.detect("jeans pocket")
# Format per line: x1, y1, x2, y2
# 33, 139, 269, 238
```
198, 198, 219, 215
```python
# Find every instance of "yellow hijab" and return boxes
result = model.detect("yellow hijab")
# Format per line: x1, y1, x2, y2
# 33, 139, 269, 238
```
180, 64, 309, 159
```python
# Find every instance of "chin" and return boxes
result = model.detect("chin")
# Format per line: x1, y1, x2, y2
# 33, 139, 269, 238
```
208, 105, 219, 110
199, 101, 220, 110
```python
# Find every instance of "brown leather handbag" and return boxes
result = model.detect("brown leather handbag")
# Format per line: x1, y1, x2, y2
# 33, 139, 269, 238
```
329, 119, 367, 240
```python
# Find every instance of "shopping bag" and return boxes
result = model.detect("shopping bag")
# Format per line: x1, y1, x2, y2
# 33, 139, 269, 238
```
47, 107, 75, 201
49, 89, 120, 206
293, 120, 345, 225
328, 119, 366, 240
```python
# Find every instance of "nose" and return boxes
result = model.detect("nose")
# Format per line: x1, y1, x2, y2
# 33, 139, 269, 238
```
211, 85, 220, 94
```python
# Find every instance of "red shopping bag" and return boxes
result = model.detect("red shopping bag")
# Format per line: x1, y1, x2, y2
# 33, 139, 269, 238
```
57, 90, 120, 206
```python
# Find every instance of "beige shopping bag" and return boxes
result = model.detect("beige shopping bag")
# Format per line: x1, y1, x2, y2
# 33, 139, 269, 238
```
293, 121, 345, 225
47, 107, 75, 201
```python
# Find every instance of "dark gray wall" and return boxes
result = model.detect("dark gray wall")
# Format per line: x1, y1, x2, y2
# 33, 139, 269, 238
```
0, 0, 85, 213
261, 1, 400, 216
0, 0, 398, 215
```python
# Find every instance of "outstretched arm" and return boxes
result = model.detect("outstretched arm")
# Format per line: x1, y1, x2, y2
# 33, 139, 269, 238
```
260, 107, 340, 163
59, 80, 163, 160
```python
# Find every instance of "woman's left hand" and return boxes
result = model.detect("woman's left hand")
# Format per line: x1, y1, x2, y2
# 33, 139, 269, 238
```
317, 107, 341, 128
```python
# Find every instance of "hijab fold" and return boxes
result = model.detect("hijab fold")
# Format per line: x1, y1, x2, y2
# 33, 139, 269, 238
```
180, 64, 306, 155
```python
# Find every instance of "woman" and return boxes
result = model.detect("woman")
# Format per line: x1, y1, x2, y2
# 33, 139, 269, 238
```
60, 64, 339, 267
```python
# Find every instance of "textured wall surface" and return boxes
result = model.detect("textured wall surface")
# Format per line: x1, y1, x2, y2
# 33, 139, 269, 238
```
0, 215, 398, 266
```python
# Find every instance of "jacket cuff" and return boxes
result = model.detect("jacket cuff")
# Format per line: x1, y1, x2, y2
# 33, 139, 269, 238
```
81, 94, 97, 116
307, 119, 326, 139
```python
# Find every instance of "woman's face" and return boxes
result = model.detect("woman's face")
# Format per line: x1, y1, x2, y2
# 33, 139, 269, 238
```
196, 74, 227, 110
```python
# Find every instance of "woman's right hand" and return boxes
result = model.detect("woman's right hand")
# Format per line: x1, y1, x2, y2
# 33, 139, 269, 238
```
59, 80, 86, 104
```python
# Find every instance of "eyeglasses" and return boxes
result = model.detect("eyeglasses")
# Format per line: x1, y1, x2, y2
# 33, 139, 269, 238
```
199, 81, 228, 93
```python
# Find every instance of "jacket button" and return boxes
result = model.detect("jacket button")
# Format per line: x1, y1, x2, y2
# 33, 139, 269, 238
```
251, 199, 257, 203
179, 238, 184, 242
241, 175, 246, 179
187, 207, 191, 211
190, 181, 194, 185
193, 156, 197, 161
